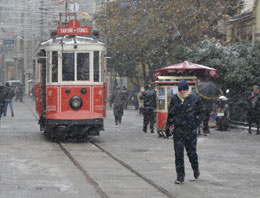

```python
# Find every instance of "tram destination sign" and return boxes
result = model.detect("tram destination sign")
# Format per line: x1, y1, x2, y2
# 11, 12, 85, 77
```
57, 19, 91, 36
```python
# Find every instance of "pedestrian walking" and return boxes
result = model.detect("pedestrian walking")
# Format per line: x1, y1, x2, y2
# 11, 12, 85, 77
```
122, 86, 129, 110
137, 87, 145, 115
165, 80, 206, 184
201, 98, 214, 135
15, 84, 23, 102
110, 87, 127, 125
131, 85, 140, 110
246, 85, 260, 135
0, 82, 8, 127
3, 82, 15, 117
141, 84, 156, 133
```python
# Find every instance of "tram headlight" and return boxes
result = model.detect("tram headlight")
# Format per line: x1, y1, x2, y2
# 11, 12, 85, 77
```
70, 96, 83, 110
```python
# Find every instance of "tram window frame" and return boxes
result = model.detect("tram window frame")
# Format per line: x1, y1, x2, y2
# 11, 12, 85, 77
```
36, 58, 40, 83
46, 51, 51, 83
101, 51, 105, 82
93, 51, 100, 82
51, 51, 58, 83
62, 52, 75, 81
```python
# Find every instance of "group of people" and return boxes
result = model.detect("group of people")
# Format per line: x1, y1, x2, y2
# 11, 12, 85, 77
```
0, 82, 16, 124
109, 84, 157, 134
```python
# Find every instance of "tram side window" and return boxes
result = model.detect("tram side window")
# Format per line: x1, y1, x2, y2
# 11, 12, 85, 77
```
62, 53, 75, 81
77, 53, 90, 81
158, 87, 165, 110
94, 51, 99, 82
52, 51, 58, 82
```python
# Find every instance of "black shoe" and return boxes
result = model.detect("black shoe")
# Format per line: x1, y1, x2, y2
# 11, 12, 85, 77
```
194, 169, 200, 179
12, 113, 14, 117
115, 122, 118, 125
248, 130, 252, 134
175, 177, 184, 184
143, 129, 147, 133
151, 130, 154, 133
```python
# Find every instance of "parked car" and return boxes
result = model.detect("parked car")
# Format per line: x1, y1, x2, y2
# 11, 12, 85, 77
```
6, 80, 22, 90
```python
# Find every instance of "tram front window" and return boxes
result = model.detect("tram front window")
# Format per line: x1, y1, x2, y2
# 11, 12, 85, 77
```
62, 53, 75, 81
77, 53, 90, 81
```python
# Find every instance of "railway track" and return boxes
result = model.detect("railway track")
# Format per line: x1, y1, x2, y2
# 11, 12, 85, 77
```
25, 101, 176, 198
59, 141, 176, 198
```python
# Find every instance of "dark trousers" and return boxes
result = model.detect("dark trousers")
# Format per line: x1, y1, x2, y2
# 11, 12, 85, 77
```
247, 112, 260, 134
248, 120, 260, 134
173, 127, 199, 180
115, 114, 122, 124
143, 108, 154, 132
113, 104, 124, 124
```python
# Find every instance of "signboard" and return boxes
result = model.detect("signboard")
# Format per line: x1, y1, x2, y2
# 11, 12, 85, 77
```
4, 40, 14, 44
119, 0, 139, 8
57, 19, 91, 36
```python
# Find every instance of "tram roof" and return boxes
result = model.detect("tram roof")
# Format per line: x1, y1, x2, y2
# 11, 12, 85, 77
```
40, 35, 104, 46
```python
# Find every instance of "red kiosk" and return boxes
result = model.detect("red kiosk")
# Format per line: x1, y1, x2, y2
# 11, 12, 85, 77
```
153, 61, 219, 136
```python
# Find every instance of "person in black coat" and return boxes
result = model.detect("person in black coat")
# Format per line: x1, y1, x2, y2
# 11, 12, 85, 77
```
201, 98, 214, 135
247, 85, 260, 135
141, 84, 156, 133
166, 80, 206, 184
0, 82, 8, 124
110, 87, 127, 125
3, 82, 15, 117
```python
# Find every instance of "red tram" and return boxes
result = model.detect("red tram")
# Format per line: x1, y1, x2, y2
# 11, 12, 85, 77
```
35, 35, 107, 140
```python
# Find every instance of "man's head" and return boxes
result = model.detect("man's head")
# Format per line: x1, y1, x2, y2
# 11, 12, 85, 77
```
178, 80, 189, 94
5, 82, 10, 87
144, 84, 150, 90
253, 85, 259, 94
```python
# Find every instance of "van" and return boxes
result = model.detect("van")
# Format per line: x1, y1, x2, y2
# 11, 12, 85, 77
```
6, 80, 22, 90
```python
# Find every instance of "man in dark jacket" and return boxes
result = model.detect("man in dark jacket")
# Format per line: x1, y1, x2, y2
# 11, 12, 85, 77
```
0, 82, 7, 125
3, 82, 15, 117
201, 98, 214, 135
247, 85, 260, 135
166, 80, 206, 184
141, 84, 156, 133
110, 87, 127, 125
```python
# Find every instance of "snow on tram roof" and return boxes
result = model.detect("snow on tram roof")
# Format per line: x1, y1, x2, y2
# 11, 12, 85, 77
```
40, 35, 104, 46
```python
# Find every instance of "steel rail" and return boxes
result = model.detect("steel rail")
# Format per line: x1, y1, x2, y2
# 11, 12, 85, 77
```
91, 141, 177, 198
24, 101, 176, 198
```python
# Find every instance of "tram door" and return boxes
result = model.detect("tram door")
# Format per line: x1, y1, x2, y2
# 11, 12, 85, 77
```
37, 50, 47, 116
